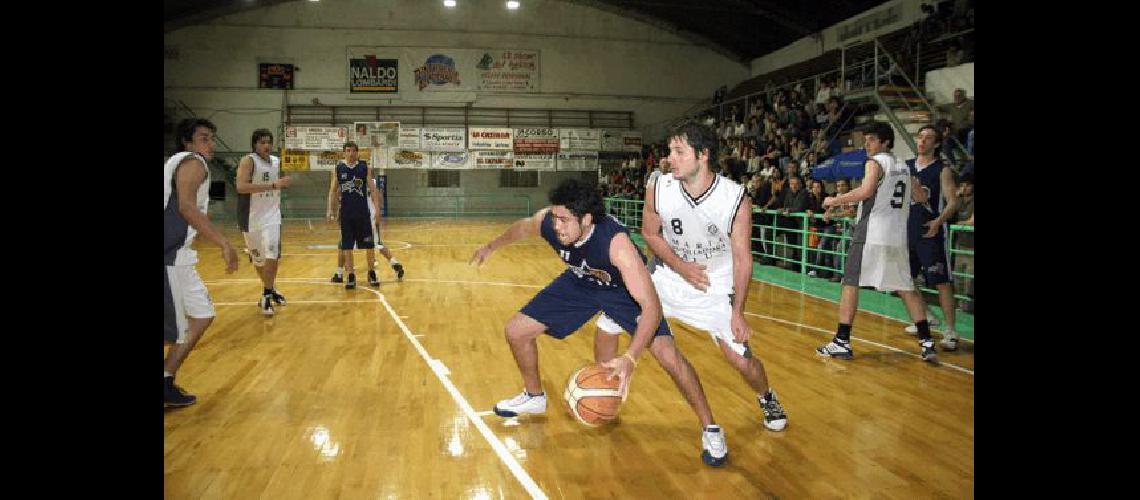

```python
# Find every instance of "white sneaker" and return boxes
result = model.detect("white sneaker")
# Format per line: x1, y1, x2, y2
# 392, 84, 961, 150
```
493, 390, 547, 417
904, 315, 941, 334
807, 270, 818, 277
940, 331, 959, 351
701, 425, 728, 467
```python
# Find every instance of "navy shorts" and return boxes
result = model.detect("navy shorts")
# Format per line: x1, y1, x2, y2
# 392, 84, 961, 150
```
520, 271, 672, 339
339, 211, 375, 250
909, 235, 951, 286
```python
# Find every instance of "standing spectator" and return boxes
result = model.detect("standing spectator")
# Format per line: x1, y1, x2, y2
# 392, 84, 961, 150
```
776, 175, 810, 271
825, 178, 859, 282
804, 179, 828, 278
937, 88, 974, 145
945, 40, 965, 67
952, 177, 974, 313
815, 80, 831, 106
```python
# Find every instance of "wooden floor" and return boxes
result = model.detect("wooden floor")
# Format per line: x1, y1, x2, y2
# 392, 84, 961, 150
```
164, 218, 974, 499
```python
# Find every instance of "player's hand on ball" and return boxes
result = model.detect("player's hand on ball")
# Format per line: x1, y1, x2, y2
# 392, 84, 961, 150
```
602, 355, 635, 401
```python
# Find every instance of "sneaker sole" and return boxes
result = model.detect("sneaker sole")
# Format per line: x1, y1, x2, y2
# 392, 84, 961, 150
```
492, 406, 545, 418
816, 349, 853, 360
764, 419, 788, 431
164, 400, 196, 408
701, 450, 728, 467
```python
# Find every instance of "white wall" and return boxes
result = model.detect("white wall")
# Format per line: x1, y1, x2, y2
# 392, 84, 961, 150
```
925, 62, 974, 104
749, 0, 924, 77
164, 0, 750, 149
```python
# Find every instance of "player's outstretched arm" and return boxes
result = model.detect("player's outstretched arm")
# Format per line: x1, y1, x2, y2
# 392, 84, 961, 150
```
601, 232, 659, 396
470, 207, 549, 266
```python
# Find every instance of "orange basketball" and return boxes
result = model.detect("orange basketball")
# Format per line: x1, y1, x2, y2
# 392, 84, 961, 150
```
563, 363, 624, 427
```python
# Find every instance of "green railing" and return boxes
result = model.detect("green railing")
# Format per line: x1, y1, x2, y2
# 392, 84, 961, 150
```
604, 196, 976, 324
222, 193, 533, 219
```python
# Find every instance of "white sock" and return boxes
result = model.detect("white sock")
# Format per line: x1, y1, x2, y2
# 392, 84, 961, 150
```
164, 371, 173, 378
336, 267, 345, 276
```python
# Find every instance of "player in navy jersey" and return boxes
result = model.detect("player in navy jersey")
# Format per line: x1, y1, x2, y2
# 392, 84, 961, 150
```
471, 178, 732, 467
904, 125, 962, 350
325, 142, 381, 289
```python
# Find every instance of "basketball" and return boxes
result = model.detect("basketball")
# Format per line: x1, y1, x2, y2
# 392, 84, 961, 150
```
563, 363, 624, 427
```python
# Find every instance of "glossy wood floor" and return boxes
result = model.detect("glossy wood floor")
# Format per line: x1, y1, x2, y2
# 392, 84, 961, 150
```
165, 218, 974, 499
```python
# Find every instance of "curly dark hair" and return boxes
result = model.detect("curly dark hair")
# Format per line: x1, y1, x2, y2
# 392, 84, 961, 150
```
549, 178, 605, 221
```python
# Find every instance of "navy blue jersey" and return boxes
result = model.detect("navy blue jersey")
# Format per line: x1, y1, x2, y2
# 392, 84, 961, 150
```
538, 211, 646, 291
906, 158, 946, 240
336, 161, 370, 216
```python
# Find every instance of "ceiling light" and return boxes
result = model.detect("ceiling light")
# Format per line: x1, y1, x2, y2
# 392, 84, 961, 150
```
444, 0, 457, 6
506, 1, 520, 10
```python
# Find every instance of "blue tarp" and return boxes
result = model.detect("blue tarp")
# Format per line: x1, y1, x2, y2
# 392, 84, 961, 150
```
811, 149, 867, 181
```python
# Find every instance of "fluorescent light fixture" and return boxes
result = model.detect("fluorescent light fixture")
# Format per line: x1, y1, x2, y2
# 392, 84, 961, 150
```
506, 1, 519, 9
444, 0, 457, 6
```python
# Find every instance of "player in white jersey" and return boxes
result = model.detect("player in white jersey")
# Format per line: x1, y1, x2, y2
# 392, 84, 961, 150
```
594, 119, 788, 436
815, 122, 940, 363
164, 118, 239, 408
237, 129, 293, 316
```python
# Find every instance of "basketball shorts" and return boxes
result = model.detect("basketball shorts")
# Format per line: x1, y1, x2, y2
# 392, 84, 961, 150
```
367, 199, 384, 248
909, 235, 952, 286
521, 271, 671, 340
242, 224, 281, 266
164, 265, 215, 344
597, 269, 750, 357
842, 242, 915, 292
339, 211, 375, 250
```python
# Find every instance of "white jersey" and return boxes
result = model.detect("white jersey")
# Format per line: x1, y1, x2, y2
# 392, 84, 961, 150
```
651, 173, 747, 295
852, 152, 911, 248
163, 151, 211, 266
238, 153, 282, 231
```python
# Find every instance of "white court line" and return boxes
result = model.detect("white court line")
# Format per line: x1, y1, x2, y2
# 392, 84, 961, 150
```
213, 299, 380, 306
362, 288, 548, 500
204, 278, 547, 499
476, 411, 495, 417
403, 278, 543, 289
743, 311, 975, 376
751, 277, 976, 345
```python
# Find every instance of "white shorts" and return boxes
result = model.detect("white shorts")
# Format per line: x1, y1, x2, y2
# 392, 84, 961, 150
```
843, 242, 915, 292
597, 270, 747, 356
243, 224, 281, 266
163, 265, 215, 344
367, 200, 385, 248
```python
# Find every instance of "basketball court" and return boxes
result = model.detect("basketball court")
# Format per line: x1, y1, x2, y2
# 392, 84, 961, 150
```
164, 217, 974, 498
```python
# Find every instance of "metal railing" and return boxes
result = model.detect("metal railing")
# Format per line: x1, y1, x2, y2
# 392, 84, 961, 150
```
249, 193, 534, 219
603, 197, 975, 307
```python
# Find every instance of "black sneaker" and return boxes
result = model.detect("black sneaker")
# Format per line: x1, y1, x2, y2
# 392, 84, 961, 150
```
270, 290, 286, 306
259, 294, 275, 316
367, 270, 380, 286
345, 273, 356, 290
330, 272, 344, 283
392, 263, 405, 281
757, 390, 788, 431
164, 376, 197, 408
920, 339, 939, 363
